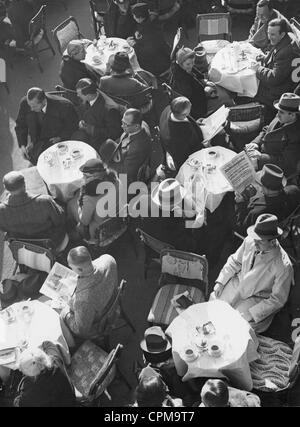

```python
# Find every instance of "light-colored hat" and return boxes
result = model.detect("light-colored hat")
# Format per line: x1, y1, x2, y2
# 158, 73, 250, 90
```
247, 213, 283, 240
151, 178, 186, 211
256, 164, 287, 190
67, 40, 84, 57
274, 93, 300, 113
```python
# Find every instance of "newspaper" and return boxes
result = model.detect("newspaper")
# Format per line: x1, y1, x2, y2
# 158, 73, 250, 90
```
40, 262, 77, 304
199, 105, 229, 145
219, 151, 257, 194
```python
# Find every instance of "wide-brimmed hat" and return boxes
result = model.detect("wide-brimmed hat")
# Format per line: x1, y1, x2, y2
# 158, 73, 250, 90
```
111, 51, 131, 73
176, 47, 195, 66
274, 93, 300, 113
79, 158, 106, 174
0, 279, 19, 309
131, 2, 149, 19
247, 214, 283, 240
256, 164, 287, 190
151, 178, 186, 211
140, 326, 172, 363
99, 139, 121, 164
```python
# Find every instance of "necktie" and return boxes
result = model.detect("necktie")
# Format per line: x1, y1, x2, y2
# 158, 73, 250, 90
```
250, 250, 260, 270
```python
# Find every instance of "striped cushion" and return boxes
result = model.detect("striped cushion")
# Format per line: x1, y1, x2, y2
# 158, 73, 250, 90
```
250, 335, 293, 392
147, 284, 205, 327
201, 18, 229, 36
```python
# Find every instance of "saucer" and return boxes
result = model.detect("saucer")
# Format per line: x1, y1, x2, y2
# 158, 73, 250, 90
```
92, 56, 102, 65
182, 347, 199, 362
208, 340, 224, 358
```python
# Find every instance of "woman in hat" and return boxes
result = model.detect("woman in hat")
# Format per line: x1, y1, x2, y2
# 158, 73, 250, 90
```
127, 2, 171, 76
211, 213, 294, 332
170, 27, 234, 120
13, 341, 75, 407
67, 158, 120, 242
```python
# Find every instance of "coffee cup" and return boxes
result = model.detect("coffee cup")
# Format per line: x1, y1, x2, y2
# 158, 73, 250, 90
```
209, 341, 223, 357
183, 346, 198, 362
208, 150, 217, 158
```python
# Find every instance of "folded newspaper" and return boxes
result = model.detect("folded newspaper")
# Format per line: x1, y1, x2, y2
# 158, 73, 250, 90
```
199, 105, 229, 145
219, 151, 257, 195
40, 262, 77, 304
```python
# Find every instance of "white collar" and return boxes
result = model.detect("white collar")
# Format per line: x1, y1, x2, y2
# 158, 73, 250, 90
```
89, 94, 99, 106
170, 113, 188, 122
42, 100, 47, 113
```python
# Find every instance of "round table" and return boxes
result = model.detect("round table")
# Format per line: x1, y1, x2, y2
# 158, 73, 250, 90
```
209, 41, 262, 98
0, 300, 70, 378
37, 141, 98, 202
166, 300, 259, 391
176, 146, 236, 226
83, 37, 140, 76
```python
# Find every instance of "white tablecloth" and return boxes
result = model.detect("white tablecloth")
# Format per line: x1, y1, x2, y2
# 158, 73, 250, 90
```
166, 300, 259, 391
83, 37, 140, 76
209, 41, 261, 97
37, 141, 97, 202
176, 146, 236, 223
0, 300, 70, 371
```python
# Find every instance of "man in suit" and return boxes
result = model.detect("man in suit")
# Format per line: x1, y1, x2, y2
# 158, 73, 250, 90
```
100, 108, 152, 184
103, 0, 136, 39
235, 163, 300, 234
74, 78, 122, 149
248, 0, 290, 51
15, 87, 79, 165
245, 93, 300, 176
250, 18, 299, 122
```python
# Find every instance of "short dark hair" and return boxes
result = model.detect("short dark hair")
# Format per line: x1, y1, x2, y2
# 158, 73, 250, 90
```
76, 78, 98, 95
67, 246, 92, 265
201, 379, 229, 407
170, 96, 191, 116
124, 108, 142, 126
27, 87, 46, 102
135, 376, 168, 407
257, 0, 273, 10
268, 18, 288, 33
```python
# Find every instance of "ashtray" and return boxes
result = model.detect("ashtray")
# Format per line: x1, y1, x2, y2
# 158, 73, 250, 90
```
57, 143, 68, 154
71, 149, 82, 159
92, 56, 102, 65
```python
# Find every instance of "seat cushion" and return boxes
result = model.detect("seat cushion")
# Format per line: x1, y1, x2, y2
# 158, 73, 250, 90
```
147, 284, 205, 327
250, 335, 293, 392
230, 118, 261, 134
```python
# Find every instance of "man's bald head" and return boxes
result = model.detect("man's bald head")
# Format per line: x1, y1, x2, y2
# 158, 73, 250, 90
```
3, 171, 25, 193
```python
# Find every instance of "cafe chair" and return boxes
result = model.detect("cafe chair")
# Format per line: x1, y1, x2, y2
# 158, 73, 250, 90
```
227, 102, 265, 151
147, 249, 209, 328
53, 84, 82, 108
52, 16, 85, 55
250, 334, 300, 404
195, 12, 232, 58
0, 58, 9, 93
14, 5, 56, 73
68, 341, 131, 406
89, 0, 108, 38
136, 228, 175, 279
103, 86, 155, 115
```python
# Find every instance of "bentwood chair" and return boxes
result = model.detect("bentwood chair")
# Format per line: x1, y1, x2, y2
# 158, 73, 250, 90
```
147, 249, 209, 328
52, 16, 84, 55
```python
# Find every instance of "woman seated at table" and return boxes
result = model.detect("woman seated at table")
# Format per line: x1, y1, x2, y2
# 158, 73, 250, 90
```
13, 341, 75, 407
170, 28, 234, 119
67, 158, 120, 242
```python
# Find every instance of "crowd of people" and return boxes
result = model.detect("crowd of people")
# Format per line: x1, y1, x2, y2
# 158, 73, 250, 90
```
1, 0, 300, 408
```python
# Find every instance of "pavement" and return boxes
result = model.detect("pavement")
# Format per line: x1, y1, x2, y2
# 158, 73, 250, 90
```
4, 1, 295, 407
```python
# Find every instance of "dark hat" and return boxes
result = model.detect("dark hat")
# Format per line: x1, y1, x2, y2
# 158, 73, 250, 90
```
131, 2, 149, 19
0, 279, 19, 309
111, 51, 131, 73
256, 164, 287, 190
140, 326, 172, 363
19, 273, 43, 298
247, 213, 283, 240
79, 158, 106, 174
99, 139, 121, 164
274, 93, 300, 113
3, 171, 25, 192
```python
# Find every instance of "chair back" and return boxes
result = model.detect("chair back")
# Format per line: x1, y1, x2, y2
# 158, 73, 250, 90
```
94, 216, 128, 248
68, 340, 118, 401
52, 16, 81, 54
0, 58, 6, 84
160, 248, 209, 298
53, 84, 81, 107
290, 17, 300, 49
136, 228, 175, 255
196, 13, 232, 42
8, 239, 55, 273
228, 102, 264, 123
109, 87, 154, 114
28, 4, 46, 42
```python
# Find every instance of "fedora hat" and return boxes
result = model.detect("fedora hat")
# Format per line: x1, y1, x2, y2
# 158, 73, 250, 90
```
99, 139, 121, 164
140, 326, 172, 355
247, 214, 283, 240
0, 279, 19, 309
274, 93, 300, 113
151, 178, 186, 211
256, 164, 287, 190
79, 158, 106, 174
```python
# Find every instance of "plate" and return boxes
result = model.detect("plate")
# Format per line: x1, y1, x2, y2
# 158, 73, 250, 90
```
71, 149, 82, 159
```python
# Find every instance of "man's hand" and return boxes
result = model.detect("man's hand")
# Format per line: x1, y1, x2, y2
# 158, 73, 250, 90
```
249, 61, 260, 71
247, 149, 261, 160
213, 282, 224, 298
246, 142, 259, 151
197, 118, 205, 126
79, 120, 88, 130
49, 137, 61, 145
256, 53, 266, 63
126, 37, 136, 47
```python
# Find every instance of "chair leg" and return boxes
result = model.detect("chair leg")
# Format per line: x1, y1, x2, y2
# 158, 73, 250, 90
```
43, 31, 56, 56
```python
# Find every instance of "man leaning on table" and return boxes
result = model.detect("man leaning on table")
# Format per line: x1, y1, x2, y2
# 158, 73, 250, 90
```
210, 214, 293, 333
248, 0, 290, 51
250, 18, 299, 123
15, 87, 79, 165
